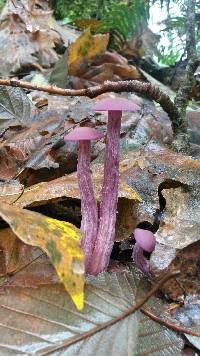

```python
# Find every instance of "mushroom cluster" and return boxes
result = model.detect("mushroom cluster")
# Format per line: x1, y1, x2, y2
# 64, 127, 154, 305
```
64, 97, 143, 275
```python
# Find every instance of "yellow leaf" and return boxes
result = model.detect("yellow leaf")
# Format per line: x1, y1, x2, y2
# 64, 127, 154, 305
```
75, 18, 102, 32
68, 28, 109, 76
0, 203, 84, 310
119, 182, 142, 202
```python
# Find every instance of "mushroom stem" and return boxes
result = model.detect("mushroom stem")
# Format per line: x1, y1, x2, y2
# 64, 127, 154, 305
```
132, 242, 150, 274
88, 111, 122, 274
78, 141, 98, 270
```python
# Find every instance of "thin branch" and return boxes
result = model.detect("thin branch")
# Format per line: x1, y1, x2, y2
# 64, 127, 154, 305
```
39, 270, 180, 356
0, 79, 180, 130
140, 306, 200, 337
11, 186, 25, 204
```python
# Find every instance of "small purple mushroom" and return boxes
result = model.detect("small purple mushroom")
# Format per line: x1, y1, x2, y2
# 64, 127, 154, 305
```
88, 98, 140, 275
64, 127, 103, 270
132, 228, 156, 274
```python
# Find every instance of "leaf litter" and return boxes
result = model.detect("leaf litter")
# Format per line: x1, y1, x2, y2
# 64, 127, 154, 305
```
0, 2, 200, 353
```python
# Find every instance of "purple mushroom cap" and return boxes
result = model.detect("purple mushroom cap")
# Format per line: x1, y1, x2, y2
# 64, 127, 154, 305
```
134, 228, 156, 253
64, 127, 104, 141
93, 97, 140, 112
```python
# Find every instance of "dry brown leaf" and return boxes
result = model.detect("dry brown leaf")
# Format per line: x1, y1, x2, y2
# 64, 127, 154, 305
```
113, 64, 140, 80
0, 228, 41, 278
91, 51, 128, 66
152, 241, 200, 301
0, 181, 23, 199
0, 0, 61, 74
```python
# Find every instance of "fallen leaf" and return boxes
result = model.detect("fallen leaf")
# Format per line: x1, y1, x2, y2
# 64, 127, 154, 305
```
91, 51, 128, 66
0, 180, 23, 198
118, 148, 200, 235
0, 86, 34, 126
0, 266, 184, 354
75, 18, 102, 32
0, 228, 41, 277
0, 203, 84, 310
68, 28, 109, 76
2, 253, 59, 288
0, 0, 61, 74
185, 335, 200, 352
50, 49, 69, 88
152, 240, 200, 301
138, 310, 183, 355
156, 184, 200, 248
0, 114, 77, 180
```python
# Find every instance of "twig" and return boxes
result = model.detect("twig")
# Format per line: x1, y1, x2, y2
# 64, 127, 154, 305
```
140, 306, 200, 337
39, 270, 180, 356
0, 79, 180, 129
11, 186, 25, 204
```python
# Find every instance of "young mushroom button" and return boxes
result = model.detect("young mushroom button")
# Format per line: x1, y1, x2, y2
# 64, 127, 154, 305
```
64, 127, 104, 271
88, 98, 140, 275
132, 228, 156, 274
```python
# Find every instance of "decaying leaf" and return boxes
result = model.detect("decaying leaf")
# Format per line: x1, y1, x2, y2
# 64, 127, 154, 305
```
0, 250, 60, 288
0, 180, 23, 198
0, 228, 41, 278
0, 266, 184, 354
0, 113, 78, 180
68, 28, 109, 76
0, 86, 34, 126
152, 240, 200, 301
117, 148, 200, 237
75, 18, 102, 32
0, 0, 61, 75
0, 203, 84, 310
138, 310, 184, 355
156, 184, 200, 249
185, 335, 200, 352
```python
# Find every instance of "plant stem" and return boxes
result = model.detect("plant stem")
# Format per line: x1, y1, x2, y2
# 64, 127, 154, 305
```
88, 111, 121, 274
78, 141, 98, 271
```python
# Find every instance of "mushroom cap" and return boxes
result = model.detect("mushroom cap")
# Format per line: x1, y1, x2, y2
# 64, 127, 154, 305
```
64, 127, 104, 141
134, 228, 156, 252
93, 98, 140, 112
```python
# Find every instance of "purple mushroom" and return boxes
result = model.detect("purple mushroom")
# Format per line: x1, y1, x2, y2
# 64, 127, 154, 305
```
132, 228, 156, 274
64, 127, 104, 270
88, 97, 140, 275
